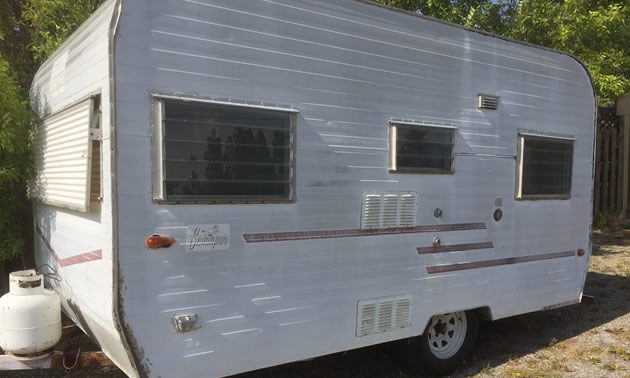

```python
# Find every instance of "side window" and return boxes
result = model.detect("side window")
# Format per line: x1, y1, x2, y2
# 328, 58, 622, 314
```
389, 121, 455, 174
31, 95, 101, 212
153, 99, 296, 203
516, 133, 574, 200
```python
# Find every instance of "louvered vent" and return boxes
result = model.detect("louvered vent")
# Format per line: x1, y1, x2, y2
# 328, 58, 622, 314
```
361, 192, 417, 229
357, 295, 413, 337
478, 94, 499, 110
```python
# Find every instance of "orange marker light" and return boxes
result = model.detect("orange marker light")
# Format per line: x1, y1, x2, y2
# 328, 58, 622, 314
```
577, 249, 585, 257
145, 234, 176, 248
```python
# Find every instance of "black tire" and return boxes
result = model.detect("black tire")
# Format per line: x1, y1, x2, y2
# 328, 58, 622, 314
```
407, 310, 479, 376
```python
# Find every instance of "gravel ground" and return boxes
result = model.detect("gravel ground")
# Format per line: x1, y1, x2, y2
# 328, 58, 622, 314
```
4, 228, 630, 377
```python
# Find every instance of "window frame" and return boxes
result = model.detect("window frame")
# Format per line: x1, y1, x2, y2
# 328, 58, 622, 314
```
388, 120, 456, 174
151, 94, 298, 204
515, 132, 575, 201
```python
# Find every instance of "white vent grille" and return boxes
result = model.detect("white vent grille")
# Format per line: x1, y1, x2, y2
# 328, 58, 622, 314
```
357, 295, 413, 337
478, 94, 499, 110
361, 192, 417, 229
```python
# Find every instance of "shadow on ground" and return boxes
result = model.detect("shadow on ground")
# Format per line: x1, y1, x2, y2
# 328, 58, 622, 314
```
234, 271, 630, 378
592, 230, 630, 256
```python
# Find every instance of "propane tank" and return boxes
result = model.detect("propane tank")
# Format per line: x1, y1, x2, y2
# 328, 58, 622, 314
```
0, 269, 61, 355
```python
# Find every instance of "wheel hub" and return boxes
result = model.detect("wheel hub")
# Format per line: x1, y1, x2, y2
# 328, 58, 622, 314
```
427, 312, 468, 359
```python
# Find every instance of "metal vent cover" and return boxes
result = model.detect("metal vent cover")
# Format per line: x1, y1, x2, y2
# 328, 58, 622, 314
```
357, 294, 413, 337
478, 94, 499, 110
361, 192, 417, 229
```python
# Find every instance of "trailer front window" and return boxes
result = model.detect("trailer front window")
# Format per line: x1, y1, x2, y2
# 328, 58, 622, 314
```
516, 133, 574, 200
155, 99, 295, 203
389, 121, 455, 174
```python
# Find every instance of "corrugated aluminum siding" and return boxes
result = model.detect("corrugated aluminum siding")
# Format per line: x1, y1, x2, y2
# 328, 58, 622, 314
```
113, 0, 596, 377
32, 98, 94, 212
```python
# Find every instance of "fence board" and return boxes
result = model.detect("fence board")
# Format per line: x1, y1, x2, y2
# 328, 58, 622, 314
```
595, 125, 602, 213
602, 127, 610, 211
617, 126, 625, 210
593, 106, 623, 216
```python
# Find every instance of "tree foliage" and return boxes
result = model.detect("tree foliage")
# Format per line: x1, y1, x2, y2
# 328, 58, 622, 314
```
374, 0, 630, 105
0, 0, 102, 261
510, 0, 630, 105
22, 0, 104, 62
0, 56, 33, 260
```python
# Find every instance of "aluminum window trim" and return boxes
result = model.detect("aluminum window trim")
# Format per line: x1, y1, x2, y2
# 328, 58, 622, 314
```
151, 95, 297, 204
515, 133, 574, 201
389, 119, 457, 129
518, 131, 576, 141
388, 121, 455, 174
151, 93, 299, 113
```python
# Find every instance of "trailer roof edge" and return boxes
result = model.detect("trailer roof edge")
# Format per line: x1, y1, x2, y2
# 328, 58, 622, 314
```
353, 0, 597, 105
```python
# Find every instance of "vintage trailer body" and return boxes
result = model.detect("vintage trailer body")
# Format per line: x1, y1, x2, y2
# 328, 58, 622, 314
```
30, 0, 596, 377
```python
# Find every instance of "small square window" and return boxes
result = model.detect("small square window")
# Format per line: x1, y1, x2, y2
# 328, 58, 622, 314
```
389, 122, 454, 174
516, 134, 574, 200
154, 99, 296, 203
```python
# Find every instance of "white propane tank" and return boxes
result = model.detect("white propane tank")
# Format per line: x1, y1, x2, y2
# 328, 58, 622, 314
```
0, 269, 61, 355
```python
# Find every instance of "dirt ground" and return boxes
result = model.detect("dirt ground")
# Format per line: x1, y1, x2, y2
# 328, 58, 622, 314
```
5, 227, 630, 377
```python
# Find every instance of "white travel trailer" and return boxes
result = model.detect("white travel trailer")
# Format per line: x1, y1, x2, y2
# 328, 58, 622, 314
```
29, 0, 596, 376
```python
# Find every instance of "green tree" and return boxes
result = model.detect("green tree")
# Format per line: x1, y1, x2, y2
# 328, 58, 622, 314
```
374, 0, 518, 35
0, 54, 33, 261
0, 0, 103, 262
22, 0, 104, 62
0, 0, 37, 91
373, 0, 630, 105
510, 0, 630, 105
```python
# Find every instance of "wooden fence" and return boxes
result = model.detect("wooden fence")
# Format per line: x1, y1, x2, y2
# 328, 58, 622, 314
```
594, 106, 623, 215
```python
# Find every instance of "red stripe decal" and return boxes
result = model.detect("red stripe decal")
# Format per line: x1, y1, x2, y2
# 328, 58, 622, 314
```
35, 225, 103, 267
417, 242, 494, 254
243, 223, 486, 243
426, 250, 576, 274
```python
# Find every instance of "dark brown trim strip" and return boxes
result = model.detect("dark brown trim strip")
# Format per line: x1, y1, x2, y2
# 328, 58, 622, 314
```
426, 250, 575, 274
243, 223, 486, 243
417, 241, 493, 255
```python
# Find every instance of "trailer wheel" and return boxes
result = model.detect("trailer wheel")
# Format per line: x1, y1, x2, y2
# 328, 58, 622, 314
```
411, 310, 479, 376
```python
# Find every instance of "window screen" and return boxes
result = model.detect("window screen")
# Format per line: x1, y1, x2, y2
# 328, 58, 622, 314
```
159, 100, 294, 202
389, 122, 454, 173
517, 134, 574, 199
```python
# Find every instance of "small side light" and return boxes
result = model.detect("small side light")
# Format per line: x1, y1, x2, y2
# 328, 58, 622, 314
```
577, 249, 585, 257
145, 234, 176, 248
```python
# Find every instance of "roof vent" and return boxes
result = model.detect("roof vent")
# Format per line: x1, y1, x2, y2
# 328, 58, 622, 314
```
478, 94, 499, 110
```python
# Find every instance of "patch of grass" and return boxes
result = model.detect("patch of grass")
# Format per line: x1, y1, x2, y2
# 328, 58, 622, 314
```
591, 346, 605, 354
588, 356, 602, 364
547, 337, 558, 348
503, 367, 560, 378
550, 359, 569, 372
594, 212, 618, 230
479, 362, 491, 375
613, 330, 630, 342
608, 344, 630, 360
602, 363, 624, 372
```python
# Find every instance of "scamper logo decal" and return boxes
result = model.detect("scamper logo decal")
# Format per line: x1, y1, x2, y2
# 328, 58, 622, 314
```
186, 224, 230, 251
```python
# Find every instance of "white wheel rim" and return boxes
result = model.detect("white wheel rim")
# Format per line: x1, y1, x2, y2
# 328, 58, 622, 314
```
427, 312, 467, 359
